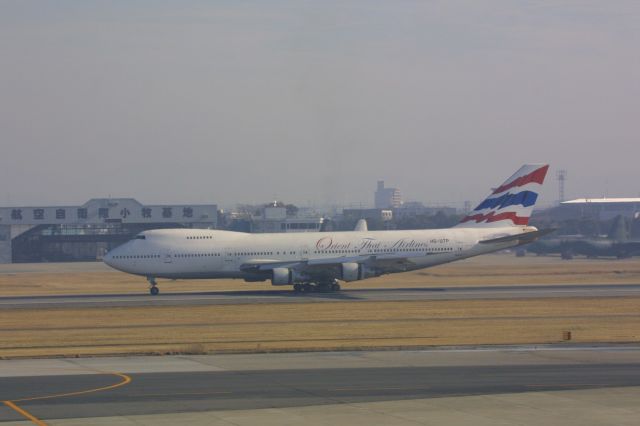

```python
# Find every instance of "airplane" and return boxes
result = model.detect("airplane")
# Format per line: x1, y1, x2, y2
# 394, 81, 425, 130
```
526, 215, 640, 259
104, 164, 551, 295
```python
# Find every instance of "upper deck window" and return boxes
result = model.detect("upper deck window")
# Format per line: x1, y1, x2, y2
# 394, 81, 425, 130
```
135, 235, 146, 240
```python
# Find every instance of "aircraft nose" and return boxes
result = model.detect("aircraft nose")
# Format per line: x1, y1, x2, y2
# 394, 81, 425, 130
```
102, 242, 136, 272
103, 251, 114, 267
103, 245, 125, 269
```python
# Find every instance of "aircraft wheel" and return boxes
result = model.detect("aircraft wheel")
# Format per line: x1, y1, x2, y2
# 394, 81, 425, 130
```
331, 283, 341, 292
561, 251, 573, 260
303, 283, 313, 292
293, 283, 302, 292
150, 286, 159, 296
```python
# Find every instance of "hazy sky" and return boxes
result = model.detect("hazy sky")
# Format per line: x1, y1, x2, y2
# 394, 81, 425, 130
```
1, 1, 638, 209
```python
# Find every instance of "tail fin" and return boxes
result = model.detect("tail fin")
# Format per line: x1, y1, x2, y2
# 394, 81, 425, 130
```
457, 164, 549, 227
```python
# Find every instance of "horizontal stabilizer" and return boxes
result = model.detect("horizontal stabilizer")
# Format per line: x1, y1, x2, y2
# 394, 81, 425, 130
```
479, 228, 555, 245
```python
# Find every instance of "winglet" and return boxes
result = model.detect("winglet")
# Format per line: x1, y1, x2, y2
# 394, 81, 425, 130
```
354, 219, 368, 232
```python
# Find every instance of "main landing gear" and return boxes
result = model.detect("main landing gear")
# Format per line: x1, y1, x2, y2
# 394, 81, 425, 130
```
147, 276, 159, 295
293, 281, 341, 293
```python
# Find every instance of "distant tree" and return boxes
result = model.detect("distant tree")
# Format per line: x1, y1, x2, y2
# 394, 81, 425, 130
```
433, 211, 459, 228
320, 218, 334, 232
395, 212, 461, 230
366, 216, 385, 231
285, 204, 299, 217
334, 218, 357, 231
227, 218, 251, 232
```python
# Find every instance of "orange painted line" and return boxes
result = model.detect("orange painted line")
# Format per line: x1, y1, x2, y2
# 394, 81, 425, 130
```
3, 400, 48, 426
13, 372, 132, 403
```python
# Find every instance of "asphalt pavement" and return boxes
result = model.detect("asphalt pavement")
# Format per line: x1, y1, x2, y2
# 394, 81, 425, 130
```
2, 284, 640, 309
1, 346, 640, 424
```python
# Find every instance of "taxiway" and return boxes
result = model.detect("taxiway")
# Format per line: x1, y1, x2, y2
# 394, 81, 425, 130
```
1, 346, 639, 425
2, 283, 640, 309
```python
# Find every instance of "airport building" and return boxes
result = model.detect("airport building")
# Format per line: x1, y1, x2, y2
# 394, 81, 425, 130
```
556, 198, 640, 221
0, 198, 218, 263
533, 198, 640, 221
343, 208, 394, 222
250, 205, 324, 233
374, 181, 402, 209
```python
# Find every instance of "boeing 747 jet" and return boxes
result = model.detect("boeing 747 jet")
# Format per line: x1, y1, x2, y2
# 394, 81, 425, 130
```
104, 164, 550, 295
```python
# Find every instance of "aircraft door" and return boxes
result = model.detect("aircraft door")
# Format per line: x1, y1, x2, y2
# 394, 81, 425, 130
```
454, 238, 466, 257
223, 248, 235, 270
164, 253, 173, 264
300, 245, 310, 261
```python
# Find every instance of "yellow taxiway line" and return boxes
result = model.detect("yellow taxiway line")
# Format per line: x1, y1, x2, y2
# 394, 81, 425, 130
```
2, 401, 48, 426
3, 371, 132, 425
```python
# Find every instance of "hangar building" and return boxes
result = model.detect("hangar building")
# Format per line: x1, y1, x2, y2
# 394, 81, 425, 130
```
559, 198, 640, 221
0, 198, 217, 263
531, 198, 640, 222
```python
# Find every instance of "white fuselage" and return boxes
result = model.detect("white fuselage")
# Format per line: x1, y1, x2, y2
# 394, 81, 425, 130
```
103, 226, 535, 283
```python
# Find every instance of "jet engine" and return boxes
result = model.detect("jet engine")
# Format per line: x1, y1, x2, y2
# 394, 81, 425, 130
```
271, 268, 293, 285
340, 262, 376, 282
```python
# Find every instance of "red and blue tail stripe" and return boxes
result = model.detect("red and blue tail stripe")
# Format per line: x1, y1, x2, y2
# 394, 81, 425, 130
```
460, 211, 530, 226
457, 164, 549, 228
491, 165, 548, 195
474, 190, 538, 211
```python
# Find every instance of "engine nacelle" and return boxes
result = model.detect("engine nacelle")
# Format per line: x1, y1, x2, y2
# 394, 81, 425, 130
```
243, 274, 268, 283
271, 268, 293, 285
340, 262, 376, 282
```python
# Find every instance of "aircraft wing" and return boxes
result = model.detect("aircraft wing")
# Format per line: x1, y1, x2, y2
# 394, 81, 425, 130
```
240, 253, 413, 274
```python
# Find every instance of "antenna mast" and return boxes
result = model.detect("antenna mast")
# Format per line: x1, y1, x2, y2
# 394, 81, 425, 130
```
556, 169, 567, 205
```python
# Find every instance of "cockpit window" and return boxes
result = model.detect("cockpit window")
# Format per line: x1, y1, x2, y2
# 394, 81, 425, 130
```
135, 235, 146, 240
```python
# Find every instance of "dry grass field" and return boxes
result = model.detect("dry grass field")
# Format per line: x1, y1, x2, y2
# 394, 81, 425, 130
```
1, 254, 640, 297
1, 298, 639, 358
1, 254, 640, 358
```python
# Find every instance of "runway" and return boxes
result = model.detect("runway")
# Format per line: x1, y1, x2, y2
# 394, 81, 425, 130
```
1, 346, 640, 425
2, 283, 640, 309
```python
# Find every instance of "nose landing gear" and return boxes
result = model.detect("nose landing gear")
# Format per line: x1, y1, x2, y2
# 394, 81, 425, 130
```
147, 276, 159, 295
